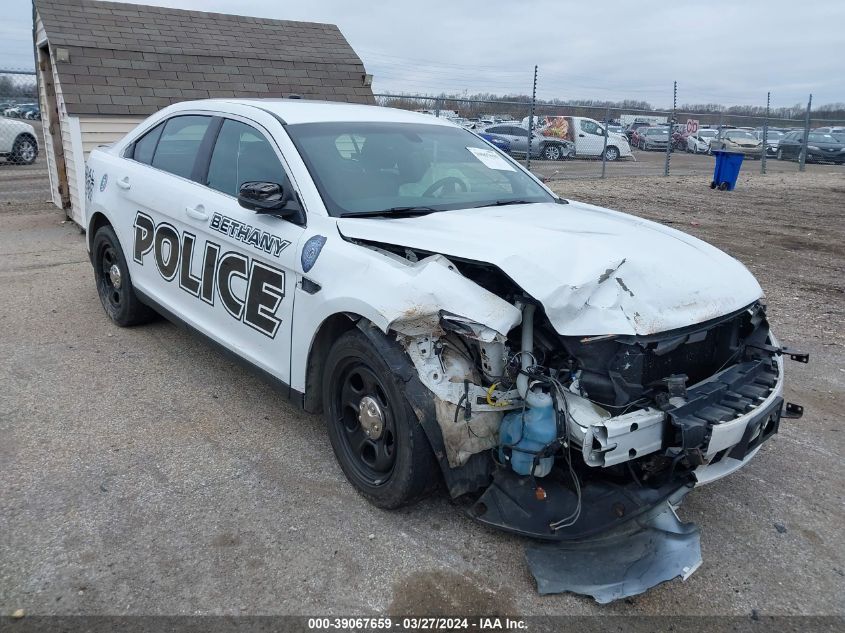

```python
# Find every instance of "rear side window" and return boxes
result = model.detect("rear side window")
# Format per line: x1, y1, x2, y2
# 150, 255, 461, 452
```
132, 122, 164, 164
150, 115, 212, 179
206, 119, 285, 197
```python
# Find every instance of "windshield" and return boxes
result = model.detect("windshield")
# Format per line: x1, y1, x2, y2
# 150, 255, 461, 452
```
646, 128, 669, 136
764, 131, 784, 139
699, 130, 718, 138
286, 121, 554, 217
726, 131, 756, 140
808, 133, 839, 143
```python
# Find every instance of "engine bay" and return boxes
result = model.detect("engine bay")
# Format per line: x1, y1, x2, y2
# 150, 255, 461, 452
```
377, 247, 800, 538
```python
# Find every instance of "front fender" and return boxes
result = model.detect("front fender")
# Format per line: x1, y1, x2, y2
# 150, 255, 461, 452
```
289, 232, 521, 392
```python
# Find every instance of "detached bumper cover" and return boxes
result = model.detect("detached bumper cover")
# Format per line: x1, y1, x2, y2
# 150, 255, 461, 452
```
525, 489, 701, 603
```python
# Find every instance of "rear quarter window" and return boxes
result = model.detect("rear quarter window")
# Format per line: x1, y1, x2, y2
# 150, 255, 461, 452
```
131, 122, 164, 165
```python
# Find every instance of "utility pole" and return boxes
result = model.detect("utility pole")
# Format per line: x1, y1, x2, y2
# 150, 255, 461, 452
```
799, 93, 812, 172
601, 105, 610, 178
663, 80, 676, 176
761, 91, 770, 174
526, 65, 538, 171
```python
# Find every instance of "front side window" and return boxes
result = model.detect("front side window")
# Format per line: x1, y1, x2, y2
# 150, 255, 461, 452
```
150, 115, 212, 179
579, 120, 600, 134
206, 119, 285, 197
286, 121, 553, 217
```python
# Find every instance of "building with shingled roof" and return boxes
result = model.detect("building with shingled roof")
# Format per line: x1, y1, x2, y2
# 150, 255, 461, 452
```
32, 0, 374, 225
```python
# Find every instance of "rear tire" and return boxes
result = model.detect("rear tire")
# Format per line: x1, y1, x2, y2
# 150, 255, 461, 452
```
92, 225, 155, 327
10, 135, 37, 165
322, 329, 439, 509
542, 144, 562, 161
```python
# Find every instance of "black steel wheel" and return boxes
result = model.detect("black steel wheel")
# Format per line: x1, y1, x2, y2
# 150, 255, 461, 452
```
323, 329, 438, 509
92, 225, 155, 326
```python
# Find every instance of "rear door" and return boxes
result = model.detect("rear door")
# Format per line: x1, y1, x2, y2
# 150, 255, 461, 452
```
507, 126, 530, 155
487, 125, 519, 152
114, 114, 216, 312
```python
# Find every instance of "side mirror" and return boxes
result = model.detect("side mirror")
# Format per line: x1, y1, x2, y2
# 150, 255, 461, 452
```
237, 181, 305, 224
238, 181, 287, 212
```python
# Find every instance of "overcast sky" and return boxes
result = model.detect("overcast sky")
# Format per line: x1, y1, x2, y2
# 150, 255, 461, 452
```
2, 0, 843, 108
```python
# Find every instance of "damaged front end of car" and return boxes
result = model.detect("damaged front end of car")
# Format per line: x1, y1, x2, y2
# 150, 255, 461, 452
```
356, 239, 808, 603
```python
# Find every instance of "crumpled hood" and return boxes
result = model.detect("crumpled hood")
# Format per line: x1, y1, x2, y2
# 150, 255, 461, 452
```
337, 201, 762, 336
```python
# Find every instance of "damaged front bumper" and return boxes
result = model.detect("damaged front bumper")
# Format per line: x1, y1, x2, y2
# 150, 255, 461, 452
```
389, 295, 806, 603
470, 351, 788, 542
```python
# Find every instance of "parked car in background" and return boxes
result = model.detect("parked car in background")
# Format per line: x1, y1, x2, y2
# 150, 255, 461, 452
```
5, 103, 37, 118
813, 126, 845, 136
477, 132, 511, 153
0, 117, 39, 164
752, 129, 785, 157
686, 129, 719, 154
637, 127, 671, 151
627, 123, 652, 147
482, 124, 574, 160
625, 122, 650, 143
777, 131, 845, 163
19, 105, 41, 120
711, 129, 763, 158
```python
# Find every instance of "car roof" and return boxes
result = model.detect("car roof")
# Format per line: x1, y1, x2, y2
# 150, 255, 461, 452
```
167, 98, 458, 127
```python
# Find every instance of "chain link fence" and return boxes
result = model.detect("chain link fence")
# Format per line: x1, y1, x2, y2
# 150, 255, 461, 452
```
0, 69, 40, 165
376, 89, 845, 182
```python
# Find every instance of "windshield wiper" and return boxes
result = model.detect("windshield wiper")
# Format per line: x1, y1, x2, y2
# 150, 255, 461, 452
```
472, 199, 537, 209
339, 206, 441, 218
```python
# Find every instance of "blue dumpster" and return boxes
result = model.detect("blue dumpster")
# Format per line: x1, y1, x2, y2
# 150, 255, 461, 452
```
710, 150, 744, 191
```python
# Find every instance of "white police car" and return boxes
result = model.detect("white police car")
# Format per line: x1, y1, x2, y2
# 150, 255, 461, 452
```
86, 99, 806, 600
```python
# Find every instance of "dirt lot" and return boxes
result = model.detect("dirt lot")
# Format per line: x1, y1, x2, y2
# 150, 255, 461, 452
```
0, 158, 843, 618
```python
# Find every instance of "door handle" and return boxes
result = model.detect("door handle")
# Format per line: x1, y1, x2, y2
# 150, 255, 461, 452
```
185, 204, 208, 221
116, 176, 131, 190
578, 133, 586, 137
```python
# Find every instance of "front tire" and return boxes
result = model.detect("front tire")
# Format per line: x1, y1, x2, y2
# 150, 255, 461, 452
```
604, 146, 620, 161
92, 226, 155, 326
322, 329, 439, 509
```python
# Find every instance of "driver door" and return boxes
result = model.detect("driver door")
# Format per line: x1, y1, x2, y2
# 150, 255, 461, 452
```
183, 116, 306, 383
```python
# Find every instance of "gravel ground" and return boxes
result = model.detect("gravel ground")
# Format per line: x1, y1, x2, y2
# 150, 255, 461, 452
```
0, 160, 843, 618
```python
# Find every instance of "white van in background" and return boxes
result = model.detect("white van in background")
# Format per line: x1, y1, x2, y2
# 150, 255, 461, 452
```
521, 115, 632, 161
